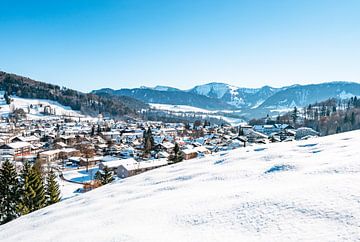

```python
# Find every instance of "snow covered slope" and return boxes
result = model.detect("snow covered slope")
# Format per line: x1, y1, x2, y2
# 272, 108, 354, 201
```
1, 131, 360, 241
0, 96, 82, 118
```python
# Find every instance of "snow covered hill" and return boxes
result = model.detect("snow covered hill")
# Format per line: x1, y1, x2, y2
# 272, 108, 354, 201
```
1, 131, 360, 241
0, 96, 83, 119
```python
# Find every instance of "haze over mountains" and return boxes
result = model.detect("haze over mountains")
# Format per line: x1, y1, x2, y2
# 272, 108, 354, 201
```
93, 81, 360, 117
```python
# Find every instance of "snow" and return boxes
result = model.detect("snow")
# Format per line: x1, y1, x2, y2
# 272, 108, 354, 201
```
1, 130, 360, 241
0, 96, 83, 118
149, 103, 218, 113
191, 83, 236, 99
338, 90, 355, 99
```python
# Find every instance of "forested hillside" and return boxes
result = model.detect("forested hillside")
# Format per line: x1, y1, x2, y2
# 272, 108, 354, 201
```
0, 72, 148, 118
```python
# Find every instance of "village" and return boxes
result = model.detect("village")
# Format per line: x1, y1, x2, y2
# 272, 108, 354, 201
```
0, 101, 319, 199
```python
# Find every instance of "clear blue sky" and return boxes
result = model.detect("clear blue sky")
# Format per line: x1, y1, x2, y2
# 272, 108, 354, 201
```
1, 0, 360, 92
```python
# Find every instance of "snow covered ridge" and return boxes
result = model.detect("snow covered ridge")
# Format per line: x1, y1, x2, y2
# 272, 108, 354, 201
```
1, 131, 360, 241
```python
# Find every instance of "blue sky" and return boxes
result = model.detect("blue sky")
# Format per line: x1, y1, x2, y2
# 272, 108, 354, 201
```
1, 0, 360, 92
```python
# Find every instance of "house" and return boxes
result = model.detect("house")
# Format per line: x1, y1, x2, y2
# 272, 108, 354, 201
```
79, 156, 103, 167
0, 142, 32, 157
11, 135, 40, 144
182, 148, 198, 160
247, 130, 268, 143
59, 135, 76, 145
40, 148, 80, 163
154, 142, 175, 153
295, 127, 319, 140
116, 159, 168, 178
99, 157, 137, 172
182, 146, 210, 160
40, 150, 60, 163
101, 131, 121, 142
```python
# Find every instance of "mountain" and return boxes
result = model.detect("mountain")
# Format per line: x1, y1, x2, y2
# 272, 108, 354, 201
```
0, 72, 148, 118
1, 130, 360, 241
93, 88, 236, 110
93, 81, 360, 118
258, 82, 360, 110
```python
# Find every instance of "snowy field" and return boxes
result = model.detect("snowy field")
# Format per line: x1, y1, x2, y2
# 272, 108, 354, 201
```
149, 103, 220, 113
0, 96, 83, 118
1, 130, 360, 241
149, 103, 245, 125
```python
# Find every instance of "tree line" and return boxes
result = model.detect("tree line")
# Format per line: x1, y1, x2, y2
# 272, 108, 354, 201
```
249, 96, 360, 136
0, 160, 61, 225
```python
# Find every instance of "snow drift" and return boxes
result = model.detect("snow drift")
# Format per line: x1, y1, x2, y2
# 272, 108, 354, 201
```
1, 131, 360, 241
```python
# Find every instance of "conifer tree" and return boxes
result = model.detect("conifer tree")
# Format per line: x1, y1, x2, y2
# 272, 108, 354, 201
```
0, 160, 21, 224
17, 164, 46, 214
95, 167, 114, 185
169, 143, 183, 163
4, 91, 11, 105
101, 166, 114, 185
17, 162, 32, 215
46, 170, 61, 205
30, 167, 46, 211
144, 128, 154, 155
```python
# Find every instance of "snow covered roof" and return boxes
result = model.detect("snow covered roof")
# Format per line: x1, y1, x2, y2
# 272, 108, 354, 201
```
101, 158, 137, 169
120, 159, 168, 171
1, 141, 31, 149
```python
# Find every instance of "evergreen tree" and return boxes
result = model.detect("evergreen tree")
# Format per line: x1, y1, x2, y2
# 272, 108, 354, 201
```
91, 125, 95, 136
169, 143, 184, 163
94, 167, 114, 185
29, 167, 46, 211
0, 160, 21, 224
17, 165, 46, 215
101, 166, 114, 185
144, 128, 154, 155
291, 107, 299, 125
4, 91, 11, 105
46, 170, 61, 205
17, 162, 32, 215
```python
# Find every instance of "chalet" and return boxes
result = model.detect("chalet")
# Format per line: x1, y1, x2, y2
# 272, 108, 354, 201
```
99, 157, 137, 172
11, 135, 40, 144
182, 146, 210, 160
295, 127, 319, 140
0, 142, 32, 157
59, 135, 76, 145
247, 130, 268, 143
101, 131, 121, 142
39, 150, 59, 163
40, 148, 80, 163
154, 142, 175, 153
79, 155, 103, 166
116, 159, 168, 178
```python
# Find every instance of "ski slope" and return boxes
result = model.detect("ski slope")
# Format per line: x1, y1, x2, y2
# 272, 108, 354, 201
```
1, 131, 360, 241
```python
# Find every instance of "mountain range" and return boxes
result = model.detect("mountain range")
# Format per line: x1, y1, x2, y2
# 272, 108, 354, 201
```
93, 81, 360, 117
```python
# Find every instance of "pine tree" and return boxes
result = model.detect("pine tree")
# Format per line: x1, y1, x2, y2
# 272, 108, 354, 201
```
46, 170, 61, 205
144, 128, 154, 155
4, 91, 11, 105
0, 160, 21, 224
29, 167, 46, 211
169, 143, 183, 163
17, 162, 32, 215
101, 166, 114, 185
291, 107, 299, 125
94, 167, 114, 185
17, 164, 46, 215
